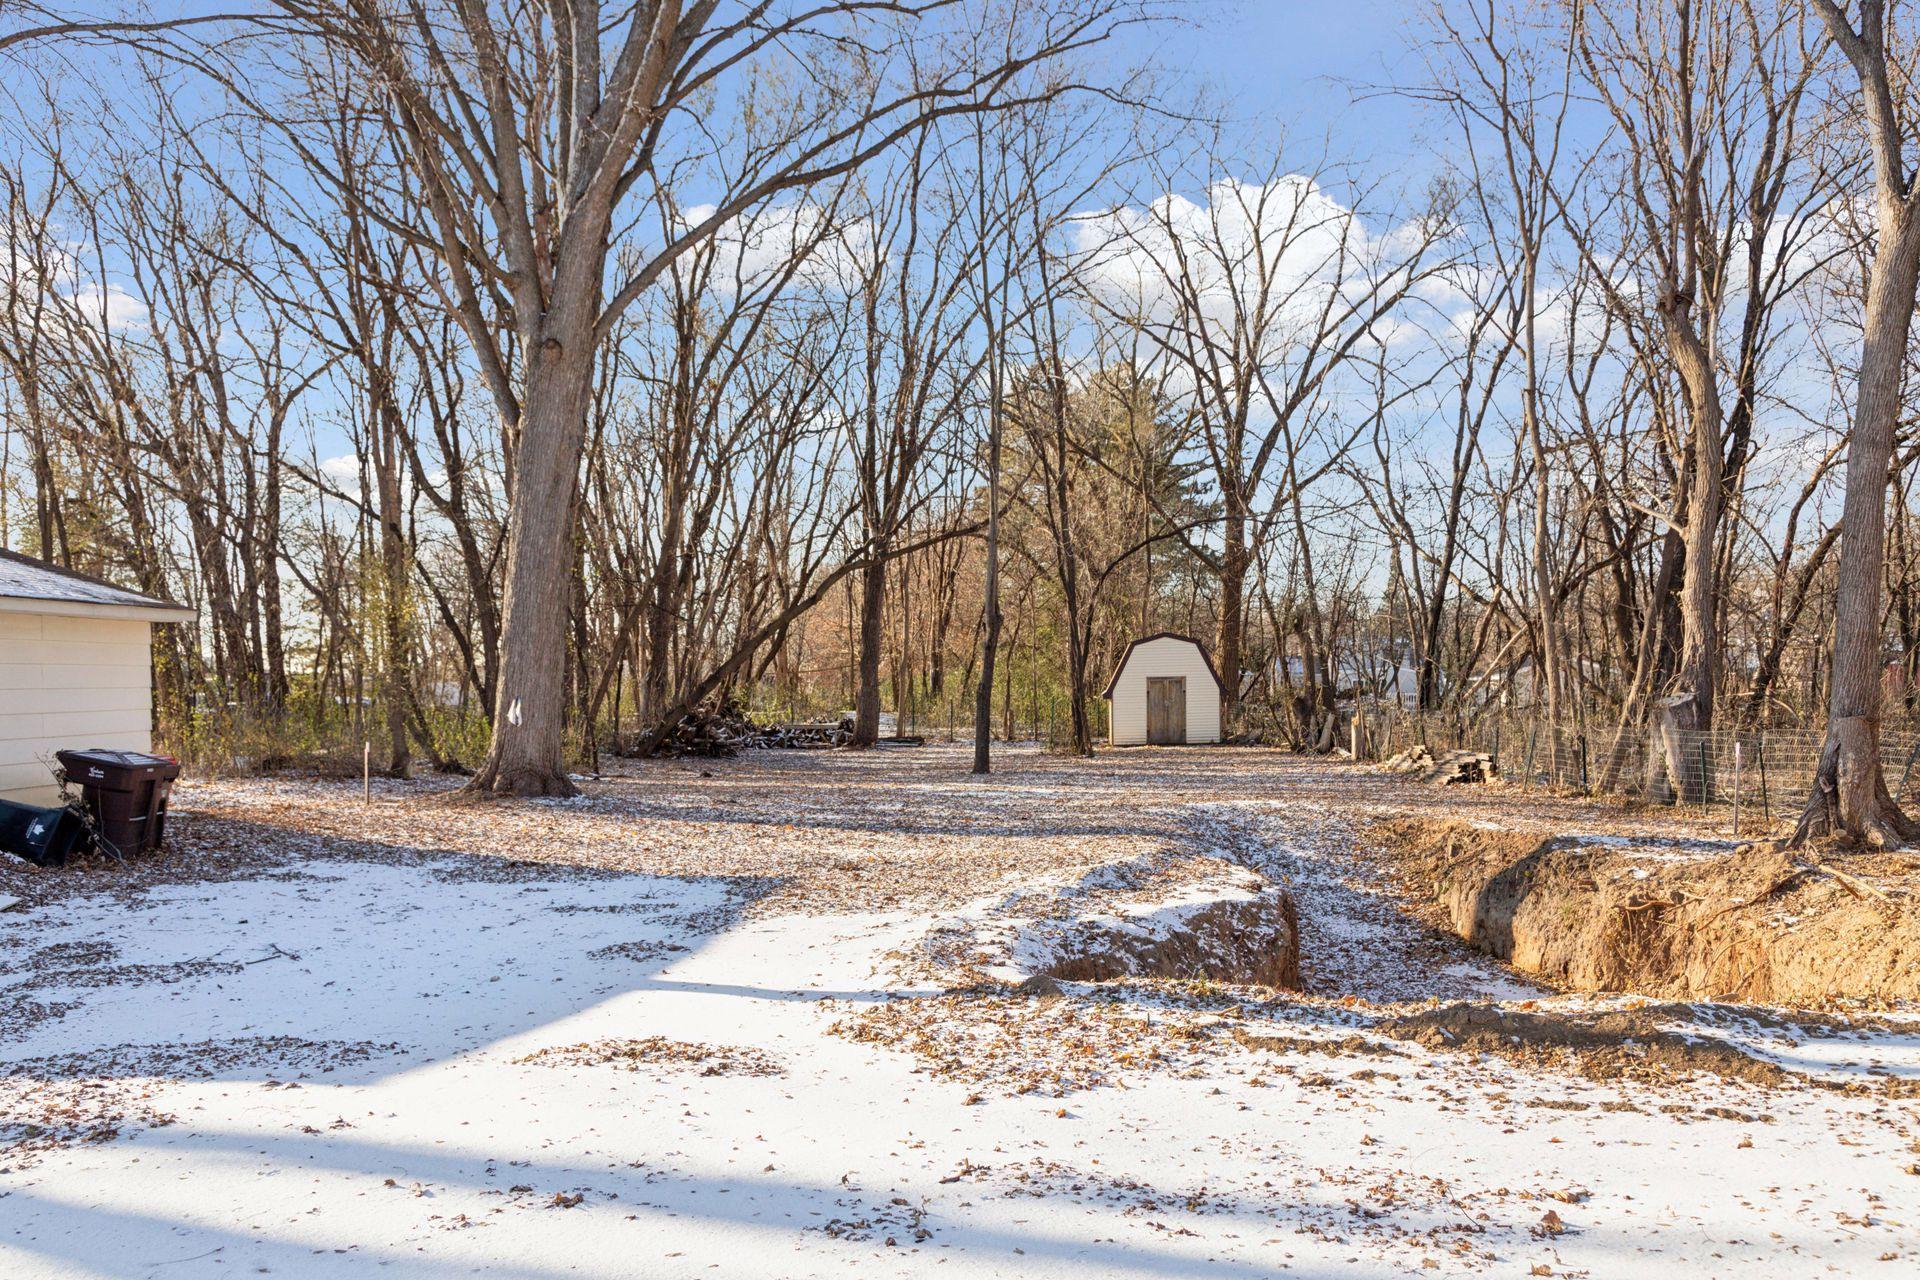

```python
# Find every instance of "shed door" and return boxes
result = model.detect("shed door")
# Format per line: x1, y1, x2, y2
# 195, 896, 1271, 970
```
1146, 677, 1186, 744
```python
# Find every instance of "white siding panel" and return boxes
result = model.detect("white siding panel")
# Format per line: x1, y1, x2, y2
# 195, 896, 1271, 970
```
9, 637, 157, 665
0, 613, 155, 805
1106, 636, 1223, 746
3, 686, 151, 716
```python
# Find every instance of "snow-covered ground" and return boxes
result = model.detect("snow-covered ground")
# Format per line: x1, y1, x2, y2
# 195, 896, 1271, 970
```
1, 744, 1916, 1278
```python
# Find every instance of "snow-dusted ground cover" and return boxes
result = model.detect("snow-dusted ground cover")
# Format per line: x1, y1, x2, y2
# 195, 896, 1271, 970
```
1, 744, 1916, 1278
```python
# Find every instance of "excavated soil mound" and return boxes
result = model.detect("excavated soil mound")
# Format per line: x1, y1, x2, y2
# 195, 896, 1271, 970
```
1042, 890, 1301, 989
1369, 817, 1920, 1005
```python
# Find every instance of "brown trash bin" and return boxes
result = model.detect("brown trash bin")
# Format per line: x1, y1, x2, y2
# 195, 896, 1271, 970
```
55, 749, 181, 857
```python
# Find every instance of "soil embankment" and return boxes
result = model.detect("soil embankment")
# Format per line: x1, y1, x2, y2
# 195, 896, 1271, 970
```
1040, 887, 1301, 989
1370, 816, 1920, 1004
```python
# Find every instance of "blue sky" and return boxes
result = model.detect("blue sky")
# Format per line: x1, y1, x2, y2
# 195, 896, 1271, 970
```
4, 0, 1464, 488
1111, 1, 1431, 154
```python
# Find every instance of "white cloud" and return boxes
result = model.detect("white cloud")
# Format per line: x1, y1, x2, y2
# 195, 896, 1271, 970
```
1070, 176, 1437, 398
666, 199, 874, 298
1073, 177, 1426, 369
319, 453, 361, 483
63, 281, 146, 331
0, 223, 148, 335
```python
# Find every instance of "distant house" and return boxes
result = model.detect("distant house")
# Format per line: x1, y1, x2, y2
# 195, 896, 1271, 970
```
1359, 660, 1422, 708
0, 551, 192, 805
1102, 633, 1225, 746
1275, 650, 1422, 708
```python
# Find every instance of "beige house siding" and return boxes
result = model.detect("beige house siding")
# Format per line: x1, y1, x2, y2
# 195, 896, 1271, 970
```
1105, 636, 1223, 746
0, 612, 155, 805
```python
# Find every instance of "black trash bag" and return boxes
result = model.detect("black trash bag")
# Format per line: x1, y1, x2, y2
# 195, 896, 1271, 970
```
0, 799, 91, 867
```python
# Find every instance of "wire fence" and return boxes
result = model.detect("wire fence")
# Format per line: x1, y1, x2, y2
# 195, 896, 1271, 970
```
1359, 708, 1920, 837
926, 693, 1108, 750
765, 688, 1107, 751
765, 686, 1920, 833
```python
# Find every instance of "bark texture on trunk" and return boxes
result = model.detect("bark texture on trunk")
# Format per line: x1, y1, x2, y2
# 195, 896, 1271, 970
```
1216, 502, 1247, 733
850, 557, 886, 748
469, 337, 597, 797
973, 414, 1002, 774
1795, 207, 1920, 844
1669, 322, 1723, 748
378, 460, 413, 780
1795, 2, 1920, 844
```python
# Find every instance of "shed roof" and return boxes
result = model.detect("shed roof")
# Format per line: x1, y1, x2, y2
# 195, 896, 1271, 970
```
0, 548, 194, 622
1100, 632, 1226, 699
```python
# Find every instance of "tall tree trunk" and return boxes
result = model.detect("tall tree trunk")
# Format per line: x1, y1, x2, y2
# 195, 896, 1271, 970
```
1796, 0, 1920, 847
1419, 474, 1468, 711
1665, 316, 1724, 799
973, 407, 1002, 774
1523, 317, 1562, 739
1066, 621, 1092, 755
377, 445, 413, 779
850, 556, 886, 748
1794, 218, 1920, 841
469, 334, 597, 798
1216, 497, 1247, 731
973, 122, 1005, 777
261, 416, 289, 711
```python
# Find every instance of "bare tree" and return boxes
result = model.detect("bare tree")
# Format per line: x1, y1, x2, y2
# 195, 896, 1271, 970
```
1083, 131, 1444, 731
1794, 0, 1920, 846
227, 0, 1147, 794
1565, 0, 1828, 800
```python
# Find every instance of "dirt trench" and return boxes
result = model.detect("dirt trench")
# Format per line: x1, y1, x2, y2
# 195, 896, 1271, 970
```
1370, 816, 1920, 1005
1040, 889, 1301, 989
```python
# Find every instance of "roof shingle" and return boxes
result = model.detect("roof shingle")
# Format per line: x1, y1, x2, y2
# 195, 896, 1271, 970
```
0, 548, 191, 616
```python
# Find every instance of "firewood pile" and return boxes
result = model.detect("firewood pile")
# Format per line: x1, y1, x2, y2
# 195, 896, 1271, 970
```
753, 718, 854, 750
636, 705, 759, 757
623, 708, 939, 757
1379, 745, 1498, 785
626, 707, 858, 758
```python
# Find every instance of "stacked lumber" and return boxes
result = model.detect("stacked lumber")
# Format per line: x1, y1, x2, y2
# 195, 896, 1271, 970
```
1379, 745, 1438, 774
1379, 745, 1498, 785
1425, 750, 1497, 785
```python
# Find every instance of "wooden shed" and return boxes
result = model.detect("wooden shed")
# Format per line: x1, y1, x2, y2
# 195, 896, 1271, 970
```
1100, 632, 1225, 746
0, 550, 192, 806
